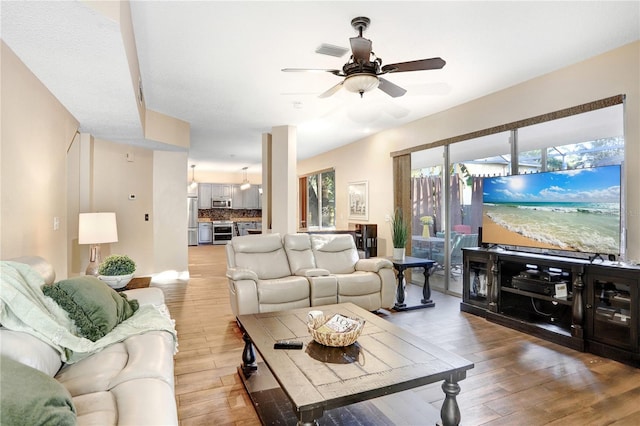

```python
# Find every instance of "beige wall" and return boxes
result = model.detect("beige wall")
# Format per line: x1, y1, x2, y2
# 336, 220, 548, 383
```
298, 41, 640, 260
90, 139, 155, 275
153, 150, 189, 272
2, 41, 190, 279
193, 170, 262, 186
1, 42, 79, 276
145, 109, 190, 150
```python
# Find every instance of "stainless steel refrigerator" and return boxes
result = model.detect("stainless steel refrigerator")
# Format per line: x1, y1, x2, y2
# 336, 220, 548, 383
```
188, 197, 198, 246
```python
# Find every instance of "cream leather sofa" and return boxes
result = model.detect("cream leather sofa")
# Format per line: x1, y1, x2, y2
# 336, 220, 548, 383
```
0, 257, 177, 426
226, 233, 396, 316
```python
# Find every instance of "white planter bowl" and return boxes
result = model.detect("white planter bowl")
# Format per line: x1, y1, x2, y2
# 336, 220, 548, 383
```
392, 248, 405, 261
98, 274, 134, 290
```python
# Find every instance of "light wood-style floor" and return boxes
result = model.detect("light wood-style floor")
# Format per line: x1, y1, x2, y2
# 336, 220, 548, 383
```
154, 244, 640, 425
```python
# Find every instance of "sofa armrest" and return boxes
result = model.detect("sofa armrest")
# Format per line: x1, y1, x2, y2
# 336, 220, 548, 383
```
355, 257, 394, 273
226, 267, 258, 281
294, 268, 331, 277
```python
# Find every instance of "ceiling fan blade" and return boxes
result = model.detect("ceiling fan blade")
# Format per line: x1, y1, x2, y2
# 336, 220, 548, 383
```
318, 82, 344, 98
350, 37, 372, 62
378, 77, 407, 98
381, 57, 446, 73
282, 68, 342, 76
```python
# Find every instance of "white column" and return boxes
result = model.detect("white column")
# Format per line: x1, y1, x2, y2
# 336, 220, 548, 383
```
261, 132, 272, 232
267, 125, 297, 235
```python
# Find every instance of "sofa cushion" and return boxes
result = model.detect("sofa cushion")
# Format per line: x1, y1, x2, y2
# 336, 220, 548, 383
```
0, 355, 76, 426
284, 233, 317, 274
257, 276, 309, 304
311, 234, 359, 274
335, 272, 381, 296
72, 391, 117, 425
231, 233, 291, 279
42, 276, 139, 342
0, 328, 62, 377
55, 331, 175, 396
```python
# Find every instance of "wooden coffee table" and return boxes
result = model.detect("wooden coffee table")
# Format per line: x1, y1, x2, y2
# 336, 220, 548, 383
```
237, 303, 473, 425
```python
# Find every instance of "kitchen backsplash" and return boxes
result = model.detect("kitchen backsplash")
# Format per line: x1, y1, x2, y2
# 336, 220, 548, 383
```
199, 209, 261, 221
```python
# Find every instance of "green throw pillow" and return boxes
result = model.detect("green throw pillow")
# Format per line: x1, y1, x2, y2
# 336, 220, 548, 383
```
42, 276, 139, 342
0, 355, 77, 426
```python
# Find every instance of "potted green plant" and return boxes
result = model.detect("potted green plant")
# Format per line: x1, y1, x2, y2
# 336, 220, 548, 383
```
391, 208, 409, 260
98, 254, 136, 289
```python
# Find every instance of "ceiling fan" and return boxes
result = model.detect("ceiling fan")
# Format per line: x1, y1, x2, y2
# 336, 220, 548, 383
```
282, 16, 446, 98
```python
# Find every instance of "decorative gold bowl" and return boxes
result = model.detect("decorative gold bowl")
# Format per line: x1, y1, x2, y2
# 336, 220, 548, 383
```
307, 314, 365, 347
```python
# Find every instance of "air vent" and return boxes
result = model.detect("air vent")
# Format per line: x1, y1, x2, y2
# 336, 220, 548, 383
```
315, 43, 349, 58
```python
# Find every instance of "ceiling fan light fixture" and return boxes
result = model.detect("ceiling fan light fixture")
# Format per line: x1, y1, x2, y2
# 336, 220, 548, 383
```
344, 74, 379, 97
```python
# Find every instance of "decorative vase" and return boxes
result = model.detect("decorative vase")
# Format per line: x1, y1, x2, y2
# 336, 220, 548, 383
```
392, 248, 405, 261
98, 273, 134, 290
422, 225, 430, 238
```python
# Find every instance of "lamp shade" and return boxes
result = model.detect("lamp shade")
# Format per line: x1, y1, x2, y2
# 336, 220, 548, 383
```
344, 74, 379, 94
78, 212, 118, 244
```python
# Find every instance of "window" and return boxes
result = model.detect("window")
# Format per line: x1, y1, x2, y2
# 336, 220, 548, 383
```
518, 104, 624, 172
299, 169, 335, 229
407, 100, 625, 295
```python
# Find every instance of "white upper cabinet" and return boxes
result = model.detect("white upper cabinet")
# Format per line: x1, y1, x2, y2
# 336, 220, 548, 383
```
198, 183, 212, 209
231, 184, 261, 209
198, 182, 261, 210
211, 184, 232, 199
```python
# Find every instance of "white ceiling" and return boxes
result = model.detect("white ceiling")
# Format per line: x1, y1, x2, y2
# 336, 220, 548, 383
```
2, 1, 639, 174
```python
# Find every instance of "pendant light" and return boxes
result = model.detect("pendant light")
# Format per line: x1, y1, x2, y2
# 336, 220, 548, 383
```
240, 166, 250, 190
189, 164, 197, 189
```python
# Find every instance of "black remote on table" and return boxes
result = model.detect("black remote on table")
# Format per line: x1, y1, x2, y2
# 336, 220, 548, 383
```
274, 340, 303, 350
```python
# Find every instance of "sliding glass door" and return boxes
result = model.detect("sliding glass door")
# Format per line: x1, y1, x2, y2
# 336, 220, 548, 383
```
407, 101, 625, 296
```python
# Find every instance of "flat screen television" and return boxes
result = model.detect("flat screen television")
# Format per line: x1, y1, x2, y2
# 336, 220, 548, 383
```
481, 165, 621, 255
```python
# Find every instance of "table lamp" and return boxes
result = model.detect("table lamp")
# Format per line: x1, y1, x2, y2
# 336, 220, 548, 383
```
78, 212, 118, 276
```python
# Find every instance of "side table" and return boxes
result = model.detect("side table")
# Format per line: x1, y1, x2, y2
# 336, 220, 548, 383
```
387, 256, 436, 311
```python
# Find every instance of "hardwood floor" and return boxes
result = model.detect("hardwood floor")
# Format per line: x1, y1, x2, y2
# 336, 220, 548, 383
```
154, 244, 640, 425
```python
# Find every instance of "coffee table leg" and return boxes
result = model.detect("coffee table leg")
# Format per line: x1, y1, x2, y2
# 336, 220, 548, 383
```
241, 332, 258, 377
440, 377, 461, 426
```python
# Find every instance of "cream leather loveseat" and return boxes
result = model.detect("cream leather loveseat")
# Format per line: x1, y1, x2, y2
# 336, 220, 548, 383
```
225, 233, 396, 316
0, 256, 177, 426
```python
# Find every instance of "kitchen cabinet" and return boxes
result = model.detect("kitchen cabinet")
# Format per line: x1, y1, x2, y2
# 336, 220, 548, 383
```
231, 184, 243, 209
236, 221, 262, 236
243, 185, 260, 209
199, 182, 261, 210
231, 185, 261, 209
198, 184, 212, 209
211, 184, 232, 198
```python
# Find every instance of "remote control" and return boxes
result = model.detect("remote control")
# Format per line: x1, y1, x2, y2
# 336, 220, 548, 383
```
274, 340, 303, 350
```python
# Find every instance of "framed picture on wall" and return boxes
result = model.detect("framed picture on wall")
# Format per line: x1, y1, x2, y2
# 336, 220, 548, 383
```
348, 181, 368, 221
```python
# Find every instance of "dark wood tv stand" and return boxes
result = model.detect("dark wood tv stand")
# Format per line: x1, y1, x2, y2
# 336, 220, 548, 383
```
461, 247, 640, 367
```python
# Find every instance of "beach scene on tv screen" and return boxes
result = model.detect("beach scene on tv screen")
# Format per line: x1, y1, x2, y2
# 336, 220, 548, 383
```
482, 165, 621, 254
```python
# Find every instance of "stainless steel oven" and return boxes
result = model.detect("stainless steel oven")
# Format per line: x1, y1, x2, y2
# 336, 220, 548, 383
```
212, 221, 233, 244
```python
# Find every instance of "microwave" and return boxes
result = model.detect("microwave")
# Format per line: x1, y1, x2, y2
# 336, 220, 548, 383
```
212, 198, 232, 209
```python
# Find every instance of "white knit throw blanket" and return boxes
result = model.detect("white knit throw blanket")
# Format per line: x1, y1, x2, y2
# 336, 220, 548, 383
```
0, 261, 177, 363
